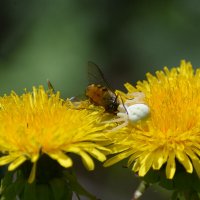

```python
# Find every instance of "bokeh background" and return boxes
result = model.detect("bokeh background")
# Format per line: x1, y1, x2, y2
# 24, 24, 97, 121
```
1, 0, 200, 199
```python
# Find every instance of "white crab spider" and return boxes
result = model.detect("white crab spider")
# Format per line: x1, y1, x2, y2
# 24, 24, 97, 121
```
119, 103, 149, 122
108, 92, 150, 131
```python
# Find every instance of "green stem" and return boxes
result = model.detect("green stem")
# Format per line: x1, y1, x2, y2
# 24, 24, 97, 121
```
183, 190, 200, 200
131, 180, 149, 200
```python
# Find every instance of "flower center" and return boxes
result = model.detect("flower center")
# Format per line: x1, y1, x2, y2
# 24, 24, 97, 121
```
146, 76, 200, 134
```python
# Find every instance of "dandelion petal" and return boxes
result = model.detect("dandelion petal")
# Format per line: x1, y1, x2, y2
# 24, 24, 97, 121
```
139, 153, 153, 176
0, 155, 18, 166
176, 151, 193, 173
166, 152, 176, 179
104, 150, 133, 167
86, 148, 106, 162
8, 156, 27, 171
152, 149, 168, 170
49, 151, 73, 168
80, 151, 94, 170
191, 159, 200, 177
28, 162, 37, 183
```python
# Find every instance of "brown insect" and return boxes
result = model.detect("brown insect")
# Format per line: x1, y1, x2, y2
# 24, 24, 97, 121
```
86, 61, 119, 113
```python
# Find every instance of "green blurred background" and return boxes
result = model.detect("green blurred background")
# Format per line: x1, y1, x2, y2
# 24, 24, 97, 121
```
1, 0, 200, 199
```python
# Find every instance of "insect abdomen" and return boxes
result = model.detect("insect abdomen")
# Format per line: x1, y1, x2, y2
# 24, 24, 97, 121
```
86, 84, 108, 106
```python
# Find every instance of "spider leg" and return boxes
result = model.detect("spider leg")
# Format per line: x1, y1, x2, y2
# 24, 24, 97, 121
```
101, 117, 127, 124
109, 120, 128, 132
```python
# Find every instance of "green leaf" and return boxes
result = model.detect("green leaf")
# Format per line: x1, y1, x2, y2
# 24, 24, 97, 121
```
171, 190, 200, 200
14, 178, 26, 196
49, 178, 72, 200
0, 171, 14, 190
64, 171, 98, 200
36, 184, 52, 200
159, 175, 174, 190
171, 191, 179, 200
190, 191, 200, 200
191, 174, 200, 192
23, 182, 37, 200
142, 169, 160, 184
171, 191, 185, 200
1, 184, 17, 200
173, 173, 192, 190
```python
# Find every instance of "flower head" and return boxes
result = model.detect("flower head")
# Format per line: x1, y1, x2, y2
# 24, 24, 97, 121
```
105, 60, 200, 179
0, 86, 112, 182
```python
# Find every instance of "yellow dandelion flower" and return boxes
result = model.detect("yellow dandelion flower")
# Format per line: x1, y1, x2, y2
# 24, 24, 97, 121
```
104, 60, 200, 180
0, 86, 112, 183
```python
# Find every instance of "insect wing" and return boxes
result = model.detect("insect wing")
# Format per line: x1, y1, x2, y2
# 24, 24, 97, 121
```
87, 61, 113, 90
70, 94, 87, 102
